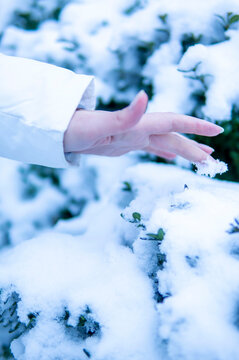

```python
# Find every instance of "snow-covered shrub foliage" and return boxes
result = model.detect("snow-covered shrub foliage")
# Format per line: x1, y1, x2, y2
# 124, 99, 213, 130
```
1, 0, 239, 359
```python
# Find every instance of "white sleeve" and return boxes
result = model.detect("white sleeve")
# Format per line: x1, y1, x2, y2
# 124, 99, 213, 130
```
0, 53, 95, 168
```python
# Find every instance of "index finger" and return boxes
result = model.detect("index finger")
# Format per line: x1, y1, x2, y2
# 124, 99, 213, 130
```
141, 112, 224, 136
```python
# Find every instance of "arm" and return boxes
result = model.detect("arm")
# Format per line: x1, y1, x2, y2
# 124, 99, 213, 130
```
0, 54, 222, 167
0, 53, 95, 168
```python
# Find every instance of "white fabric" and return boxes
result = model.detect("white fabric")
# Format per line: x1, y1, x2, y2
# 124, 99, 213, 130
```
0, 53, 95, 168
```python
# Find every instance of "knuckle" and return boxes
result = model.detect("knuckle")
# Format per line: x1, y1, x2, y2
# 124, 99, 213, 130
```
104, 136, 113, 145
168, 116, 175, 132
115, 111, 124, 128
195, 121, 205, 133
114, 109, 131, 131
95, 136, 113, 146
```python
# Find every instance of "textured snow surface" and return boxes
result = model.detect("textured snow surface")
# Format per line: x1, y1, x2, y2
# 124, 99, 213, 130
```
179, 32, 239, 120
0, 160, 239, 360
0, 233, 159, 360
195, 157, 228, 177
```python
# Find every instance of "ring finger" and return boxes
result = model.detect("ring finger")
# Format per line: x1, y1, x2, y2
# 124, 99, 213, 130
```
148, 133, 213, 162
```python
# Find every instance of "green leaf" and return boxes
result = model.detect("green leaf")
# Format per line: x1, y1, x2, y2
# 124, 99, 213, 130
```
78, 315, 87, 327
158, 13, 168, 24
215, 14, 226, 24
9, 321, 20, 333
157, 228, 165, 240
122, 181, 132, 192
229, 14, 239, 25
132, 212, 141, 222
137, 223, 146, 230
146, 228, 165, 241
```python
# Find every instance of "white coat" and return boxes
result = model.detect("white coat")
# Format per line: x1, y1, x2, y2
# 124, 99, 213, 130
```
0, 53, 95, 168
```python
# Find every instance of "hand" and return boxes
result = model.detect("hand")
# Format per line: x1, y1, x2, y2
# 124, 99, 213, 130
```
63, 91, 223, 163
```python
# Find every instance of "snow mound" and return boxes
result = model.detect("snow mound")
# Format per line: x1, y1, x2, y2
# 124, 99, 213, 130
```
0, 232, 159, 360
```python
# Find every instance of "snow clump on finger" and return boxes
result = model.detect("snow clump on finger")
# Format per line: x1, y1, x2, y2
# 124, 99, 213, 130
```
195, 157, 228, 177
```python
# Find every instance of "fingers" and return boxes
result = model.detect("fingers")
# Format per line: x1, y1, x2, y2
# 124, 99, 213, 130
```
146, 140, 213, 161
149, 133, 213, 163
140, 112, 224, 137
70, 131, 214, 162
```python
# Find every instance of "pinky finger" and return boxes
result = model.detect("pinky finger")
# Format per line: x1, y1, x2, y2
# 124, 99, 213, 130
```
175, 134, 214, 155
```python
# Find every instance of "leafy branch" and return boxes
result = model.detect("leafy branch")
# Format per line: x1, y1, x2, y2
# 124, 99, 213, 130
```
121, 211, 146, 229
0, 291, 38, 346
215, 12, 239, 31
227, 218, 239, 234
61, 306, 101, 358
178, 61, 212, 91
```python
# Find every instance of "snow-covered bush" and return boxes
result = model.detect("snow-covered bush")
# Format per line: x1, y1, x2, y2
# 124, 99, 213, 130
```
1, 0, 239, 359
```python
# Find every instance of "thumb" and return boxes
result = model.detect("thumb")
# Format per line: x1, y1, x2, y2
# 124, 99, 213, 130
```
81, 90, 148, 141
113, 90, 148, 134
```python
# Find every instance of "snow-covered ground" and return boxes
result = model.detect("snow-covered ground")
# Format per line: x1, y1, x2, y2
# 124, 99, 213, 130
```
1, 157, 239, 360
0, 0, 239, 359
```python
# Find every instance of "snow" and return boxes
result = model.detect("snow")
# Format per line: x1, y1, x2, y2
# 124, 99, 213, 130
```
0, 233, 160, 360
126, 164, 239, 360
1, 0, 239, 359
195, 157, 228, 177
153, 184, 239, 360
0, 162, 239, 359
179, 32, 239, 120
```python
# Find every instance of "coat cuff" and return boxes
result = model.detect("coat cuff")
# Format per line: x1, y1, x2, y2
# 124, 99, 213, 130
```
27, 74, 95, 169
0, 54, 95, 168
60, 75, 95, 168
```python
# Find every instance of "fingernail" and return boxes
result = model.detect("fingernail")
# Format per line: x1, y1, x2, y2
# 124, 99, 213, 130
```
129, 90, 146, 109
205, 145, 215, 153
208, 155, 217, 162
217, 126, 224, 133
